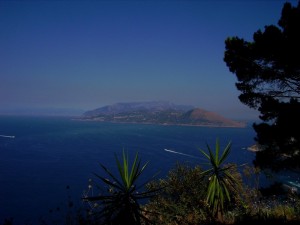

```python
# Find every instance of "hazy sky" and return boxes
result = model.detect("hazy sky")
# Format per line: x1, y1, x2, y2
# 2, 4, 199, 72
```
1, 0, 297, 118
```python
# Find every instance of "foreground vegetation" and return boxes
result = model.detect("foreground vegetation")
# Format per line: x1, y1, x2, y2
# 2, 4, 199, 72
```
3, 140, 299, 225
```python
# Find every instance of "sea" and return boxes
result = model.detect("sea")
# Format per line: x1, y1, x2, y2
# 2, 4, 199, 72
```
0, 116, 257, 224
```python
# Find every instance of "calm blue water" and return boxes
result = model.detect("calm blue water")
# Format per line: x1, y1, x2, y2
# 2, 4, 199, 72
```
0, 116, 256, 224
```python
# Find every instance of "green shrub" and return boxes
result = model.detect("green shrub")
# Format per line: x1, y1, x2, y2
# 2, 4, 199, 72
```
145, 163, 212, 225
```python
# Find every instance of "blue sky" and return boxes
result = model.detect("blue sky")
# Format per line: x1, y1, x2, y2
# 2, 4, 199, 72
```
0, 0, 298, 119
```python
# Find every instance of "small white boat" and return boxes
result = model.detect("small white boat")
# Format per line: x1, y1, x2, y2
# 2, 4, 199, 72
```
0, 135, 15, 138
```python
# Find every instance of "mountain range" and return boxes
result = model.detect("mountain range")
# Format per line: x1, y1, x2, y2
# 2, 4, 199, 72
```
82, 101, 245, 127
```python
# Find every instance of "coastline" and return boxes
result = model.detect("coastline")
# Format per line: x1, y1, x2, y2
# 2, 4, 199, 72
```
74, 118, 246, 128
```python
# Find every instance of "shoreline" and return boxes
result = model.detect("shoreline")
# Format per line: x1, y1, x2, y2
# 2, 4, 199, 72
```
74, 118, 246, 128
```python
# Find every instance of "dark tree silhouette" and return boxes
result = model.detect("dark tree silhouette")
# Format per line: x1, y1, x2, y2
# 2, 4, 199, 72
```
224, 1, 300, 171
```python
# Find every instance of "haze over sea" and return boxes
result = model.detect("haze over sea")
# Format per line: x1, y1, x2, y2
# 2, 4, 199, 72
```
0, 116, 256, 224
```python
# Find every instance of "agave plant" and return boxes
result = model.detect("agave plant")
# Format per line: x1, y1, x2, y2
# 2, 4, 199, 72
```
82, 150, 159, 225
199, 138, 241, 219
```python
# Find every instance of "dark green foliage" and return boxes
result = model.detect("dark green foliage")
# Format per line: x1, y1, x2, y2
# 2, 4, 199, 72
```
145, 163, 212, 225
253, 98, 300, 171
224, 1, 300, 171
199, 139, 243, 218
82, 150, 159, 225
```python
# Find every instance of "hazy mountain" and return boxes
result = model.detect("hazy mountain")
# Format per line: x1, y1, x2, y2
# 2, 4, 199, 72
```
83, 101, 194, 117
82, 101, 245, 127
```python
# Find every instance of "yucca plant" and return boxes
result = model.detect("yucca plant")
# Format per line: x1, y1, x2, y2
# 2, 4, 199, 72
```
82, 150, 159, 225
199, 138, 241, 220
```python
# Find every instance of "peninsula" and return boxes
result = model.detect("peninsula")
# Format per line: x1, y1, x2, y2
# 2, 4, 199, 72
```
81, 101, 245, 128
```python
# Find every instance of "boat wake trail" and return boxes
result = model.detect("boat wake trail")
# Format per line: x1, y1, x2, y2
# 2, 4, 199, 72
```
164, 149, 198, 158
0, 135, 15, 139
